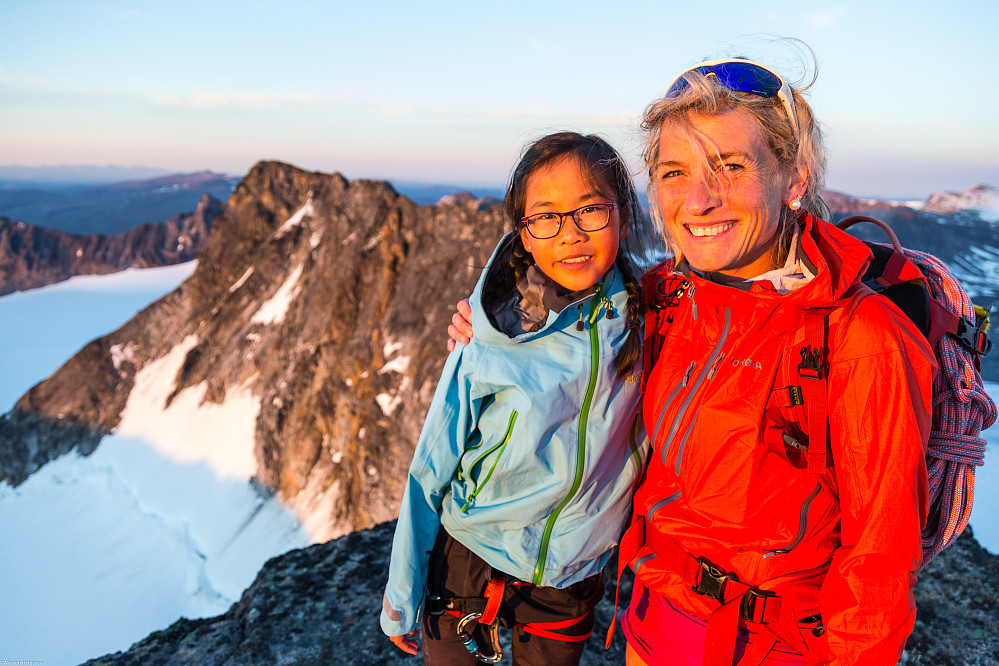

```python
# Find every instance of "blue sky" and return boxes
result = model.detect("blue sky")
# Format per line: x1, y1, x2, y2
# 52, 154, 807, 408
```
1, 0, 997, 199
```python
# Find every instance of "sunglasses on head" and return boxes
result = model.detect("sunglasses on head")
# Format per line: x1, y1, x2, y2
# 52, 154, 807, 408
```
665, 58, 799, 134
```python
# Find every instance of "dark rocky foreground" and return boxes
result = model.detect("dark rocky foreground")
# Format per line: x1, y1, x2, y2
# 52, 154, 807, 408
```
83, 522, 998, 666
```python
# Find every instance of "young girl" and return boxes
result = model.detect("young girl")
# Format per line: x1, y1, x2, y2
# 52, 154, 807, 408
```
381, 132, 660, 665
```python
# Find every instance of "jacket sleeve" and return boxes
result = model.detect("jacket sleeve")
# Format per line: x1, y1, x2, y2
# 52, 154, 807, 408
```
815, 297, 935, 665
380, 343, 485, 637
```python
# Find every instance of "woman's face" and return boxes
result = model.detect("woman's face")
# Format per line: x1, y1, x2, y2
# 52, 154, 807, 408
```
655, 107, 805, 279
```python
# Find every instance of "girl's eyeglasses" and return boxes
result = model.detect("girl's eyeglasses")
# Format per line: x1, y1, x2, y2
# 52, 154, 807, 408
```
665, 58, 799, 134
521, 203, 618, 240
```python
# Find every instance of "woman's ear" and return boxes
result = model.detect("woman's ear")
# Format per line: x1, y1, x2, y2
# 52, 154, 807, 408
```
786, 165, 809, 206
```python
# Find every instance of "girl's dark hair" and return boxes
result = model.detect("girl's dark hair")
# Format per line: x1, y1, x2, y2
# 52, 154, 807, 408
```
489, 131, 662, 378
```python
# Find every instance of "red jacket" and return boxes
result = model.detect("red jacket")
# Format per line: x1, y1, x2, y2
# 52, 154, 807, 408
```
630, 215, 934, 665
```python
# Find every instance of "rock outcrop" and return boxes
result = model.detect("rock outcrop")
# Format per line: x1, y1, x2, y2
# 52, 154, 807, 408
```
0, 161, 506, 539
0, 193, 223, 296
82, 522, 998, 666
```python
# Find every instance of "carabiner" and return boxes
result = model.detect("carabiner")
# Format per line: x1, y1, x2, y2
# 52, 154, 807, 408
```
456, 612, 502, 664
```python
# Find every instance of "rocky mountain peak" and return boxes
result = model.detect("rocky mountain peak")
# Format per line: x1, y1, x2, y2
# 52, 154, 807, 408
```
1, 160, 508, 539
923, 183, 999, 216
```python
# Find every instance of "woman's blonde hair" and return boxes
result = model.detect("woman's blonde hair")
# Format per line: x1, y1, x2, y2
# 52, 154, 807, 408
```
642, 60, 830, 263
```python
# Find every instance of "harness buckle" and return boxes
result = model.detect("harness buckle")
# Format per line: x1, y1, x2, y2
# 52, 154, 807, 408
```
691, 556, 736, 603
740, 587, 777, 624
456, 612, 502, 664
954, 315, 992, 357
655, 276, 689, 310
425, 595, 446, 616
797, 345, 826, 380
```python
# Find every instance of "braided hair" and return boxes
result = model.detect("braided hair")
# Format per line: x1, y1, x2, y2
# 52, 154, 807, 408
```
492, 131, 658, 379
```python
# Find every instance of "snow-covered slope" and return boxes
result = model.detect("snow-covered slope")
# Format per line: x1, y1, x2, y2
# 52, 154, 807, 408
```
0, 266, 310, 666
0, 262, 197, 412
921, 184, 999, 222
974, 381, 999, 552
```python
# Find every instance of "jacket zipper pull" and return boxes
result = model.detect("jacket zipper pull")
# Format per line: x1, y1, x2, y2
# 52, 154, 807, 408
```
681, 361, 696, 387
576, 305, 585, 331
707, 351, 726, 379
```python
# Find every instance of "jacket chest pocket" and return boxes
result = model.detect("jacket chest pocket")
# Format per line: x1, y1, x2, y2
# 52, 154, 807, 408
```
458, 410, 518, 512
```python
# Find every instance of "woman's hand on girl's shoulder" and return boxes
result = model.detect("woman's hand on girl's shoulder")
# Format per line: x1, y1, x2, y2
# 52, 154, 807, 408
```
447, 299, 474, 352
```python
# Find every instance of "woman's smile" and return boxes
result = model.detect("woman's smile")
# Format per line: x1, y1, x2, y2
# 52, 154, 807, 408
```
684, 221, 736, 238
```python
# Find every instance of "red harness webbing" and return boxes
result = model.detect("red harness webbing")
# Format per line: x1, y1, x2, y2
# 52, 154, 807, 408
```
608, 518, 783, 664
520, 615, 593, 642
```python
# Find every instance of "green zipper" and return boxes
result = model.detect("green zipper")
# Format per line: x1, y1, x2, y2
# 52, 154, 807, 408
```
460, 410, 519, 512
629, 414, 645, 474
531, 285, 605, 584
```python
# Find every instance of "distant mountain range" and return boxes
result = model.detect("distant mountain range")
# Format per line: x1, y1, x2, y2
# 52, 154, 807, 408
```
0, 164, 173, 185
0, 170, 238, 235
0, 194, 223, 296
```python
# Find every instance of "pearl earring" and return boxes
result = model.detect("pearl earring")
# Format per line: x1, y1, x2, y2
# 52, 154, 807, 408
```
789, 197, 802, 210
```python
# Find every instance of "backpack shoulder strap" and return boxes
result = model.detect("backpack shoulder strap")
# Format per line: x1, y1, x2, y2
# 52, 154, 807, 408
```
782, 284, 872, 472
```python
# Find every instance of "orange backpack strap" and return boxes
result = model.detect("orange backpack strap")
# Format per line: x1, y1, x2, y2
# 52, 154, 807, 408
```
798, 306, 835, 472
777, 284, 872, 473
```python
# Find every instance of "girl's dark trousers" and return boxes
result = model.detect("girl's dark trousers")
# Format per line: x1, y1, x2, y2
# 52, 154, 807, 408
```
421, 530, 604, 666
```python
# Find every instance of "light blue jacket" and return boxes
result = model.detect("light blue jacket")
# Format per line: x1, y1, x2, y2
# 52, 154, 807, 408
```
381, 235, 647, 636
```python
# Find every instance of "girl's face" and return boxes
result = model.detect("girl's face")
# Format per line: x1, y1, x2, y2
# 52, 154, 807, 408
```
520, 155, 625, 292
655, 107, 806, 278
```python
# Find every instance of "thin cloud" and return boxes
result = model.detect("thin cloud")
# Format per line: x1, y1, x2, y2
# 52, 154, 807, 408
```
151, 91, 325, 110
0, 69, 49, 88
806, 6, 849, 31
376, 104, 416, 117
383, 103, 635, 127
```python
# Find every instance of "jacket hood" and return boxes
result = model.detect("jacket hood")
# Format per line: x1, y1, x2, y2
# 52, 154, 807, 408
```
469, 232, 625, 345
667, 213, 873, 305
798, 212, 872, 302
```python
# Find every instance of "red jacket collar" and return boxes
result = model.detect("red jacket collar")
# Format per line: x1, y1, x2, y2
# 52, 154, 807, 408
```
648, 213, 872, 304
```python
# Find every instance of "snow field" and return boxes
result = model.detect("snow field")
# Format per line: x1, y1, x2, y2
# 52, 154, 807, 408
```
0, 262, 198, 411
0, 266, 309, 665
